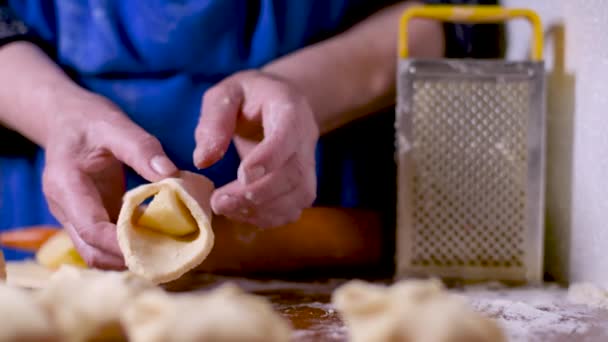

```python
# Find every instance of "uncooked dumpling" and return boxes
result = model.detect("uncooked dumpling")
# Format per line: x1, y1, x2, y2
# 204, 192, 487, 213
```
567, 282, 608, 310
0, 283, 57, 341
332, 278, 505, 342
121, 283, 292, 342
116, 171, 215, 284
35, 265, 155, 342
0, 249, 5, 281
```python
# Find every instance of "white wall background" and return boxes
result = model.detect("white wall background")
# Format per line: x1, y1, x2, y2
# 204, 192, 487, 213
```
503, 0, 608, 285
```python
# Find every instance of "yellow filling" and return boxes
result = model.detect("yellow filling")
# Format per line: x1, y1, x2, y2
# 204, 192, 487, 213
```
136, 188, 198, 236
36, 231, 86, 269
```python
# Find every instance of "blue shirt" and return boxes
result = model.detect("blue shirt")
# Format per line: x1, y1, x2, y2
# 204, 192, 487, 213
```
1, 0, 398, 259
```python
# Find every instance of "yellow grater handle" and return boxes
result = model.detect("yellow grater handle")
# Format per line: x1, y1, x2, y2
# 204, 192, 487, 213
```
399, 5, 543, 61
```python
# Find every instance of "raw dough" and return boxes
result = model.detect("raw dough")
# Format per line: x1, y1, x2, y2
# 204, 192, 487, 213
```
0, 249, 5, 281
35, 230, 86, 269
567, 282, 608, 310
332, 278, 505, 342
0, 283, 57, 341
117, 171, 215, 284
121, 283, 292, 342
5, 261, 54, 289
35, 265, 155, 342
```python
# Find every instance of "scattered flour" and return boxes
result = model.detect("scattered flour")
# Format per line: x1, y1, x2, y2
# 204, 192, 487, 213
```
470, 298, 590, 341
459, 284, 598, 342
292, 326, 348, 342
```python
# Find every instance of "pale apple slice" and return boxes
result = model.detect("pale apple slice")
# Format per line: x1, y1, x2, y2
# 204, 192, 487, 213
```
36, 230, 86, 269
136, 188, 198, 237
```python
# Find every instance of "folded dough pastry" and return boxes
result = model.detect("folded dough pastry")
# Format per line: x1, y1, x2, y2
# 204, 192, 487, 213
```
117, 171, 215, 284
0, 283, 57, 341
332, 278, 505, 342
121, 283, 292, 342
0, 249, 5, 281
35, 265, 155, 342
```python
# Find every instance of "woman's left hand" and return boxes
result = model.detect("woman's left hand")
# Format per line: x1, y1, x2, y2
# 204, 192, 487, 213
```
193, 70, 319, 228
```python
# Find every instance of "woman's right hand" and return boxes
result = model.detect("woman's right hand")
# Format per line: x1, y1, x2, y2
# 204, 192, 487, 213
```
42, 90, 178, 269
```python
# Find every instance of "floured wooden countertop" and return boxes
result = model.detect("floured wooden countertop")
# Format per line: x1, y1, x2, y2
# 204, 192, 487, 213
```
167, 273, 608, 342
6, 261, 608, 341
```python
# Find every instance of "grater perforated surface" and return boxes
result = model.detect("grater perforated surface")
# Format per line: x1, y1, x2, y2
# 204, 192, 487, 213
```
410, 79, 528, 269
395, 60, 545, 283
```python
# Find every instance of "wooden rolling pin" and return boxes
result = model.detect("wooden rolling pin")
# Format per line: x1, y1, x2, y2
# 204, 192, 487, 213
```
0, 248, 5, 281
198, 207, 385, 275
0, 208, 385, 275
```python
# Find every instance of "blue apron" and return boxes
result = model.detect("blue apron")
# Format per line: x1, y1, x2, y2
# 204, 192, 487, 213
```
1, 0, 397, 259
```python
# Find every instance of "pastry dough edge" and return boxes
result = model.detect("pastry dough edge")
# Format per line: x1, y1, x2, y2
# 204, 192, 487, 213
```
117, 173, 215, 284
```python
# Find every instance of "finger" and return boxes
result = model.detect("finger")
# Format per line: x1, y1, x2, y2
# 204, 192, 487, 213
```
211, 156, 316, 225
209, 180, 248, 216
91, 160, 125, 222
46, 196, 67, 226
64, 223, 125, 270
237, 101, 300, 184
217, 154, 314, 206
215, 185, 305, 228
194, 81, 244, 168
43, 163, 123, 257
95, 117, 178, 182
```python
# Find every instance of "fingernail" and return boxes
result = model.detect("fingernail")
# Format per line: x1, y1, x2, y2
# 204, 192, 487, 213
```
150, 155, 178, 176
239, 165, 265, 184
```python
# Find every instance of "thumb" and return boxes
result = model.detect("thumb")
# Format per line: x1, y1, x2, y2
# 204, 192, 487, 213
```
194, 80, 243, 169
96, 119, 178, 182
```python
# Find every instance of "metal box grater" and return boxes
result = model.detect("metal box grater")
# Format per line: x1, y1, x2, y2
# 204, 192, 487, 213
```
395, 6, 546, 284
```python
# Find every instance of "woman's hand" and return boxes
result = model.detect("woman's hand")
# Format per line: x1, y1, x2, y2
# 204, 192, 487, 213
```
194, 70, 319, 228
42, 91, 178, 269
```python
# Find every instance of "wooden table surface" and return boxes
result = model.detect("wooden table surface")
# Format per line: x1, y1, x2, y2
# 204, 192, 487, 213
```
6, 262, 608, 342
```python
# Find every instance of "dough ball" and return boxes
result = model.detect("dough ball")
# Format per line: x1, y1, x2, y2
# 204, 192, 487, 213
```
0, 283, 57, 341
0, 249, 5, 281
117, 171, 215, 284
35, 265, 155, 342
332, 278, 505, 342
122, 283, 292, 342
567, 282, 608, 309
